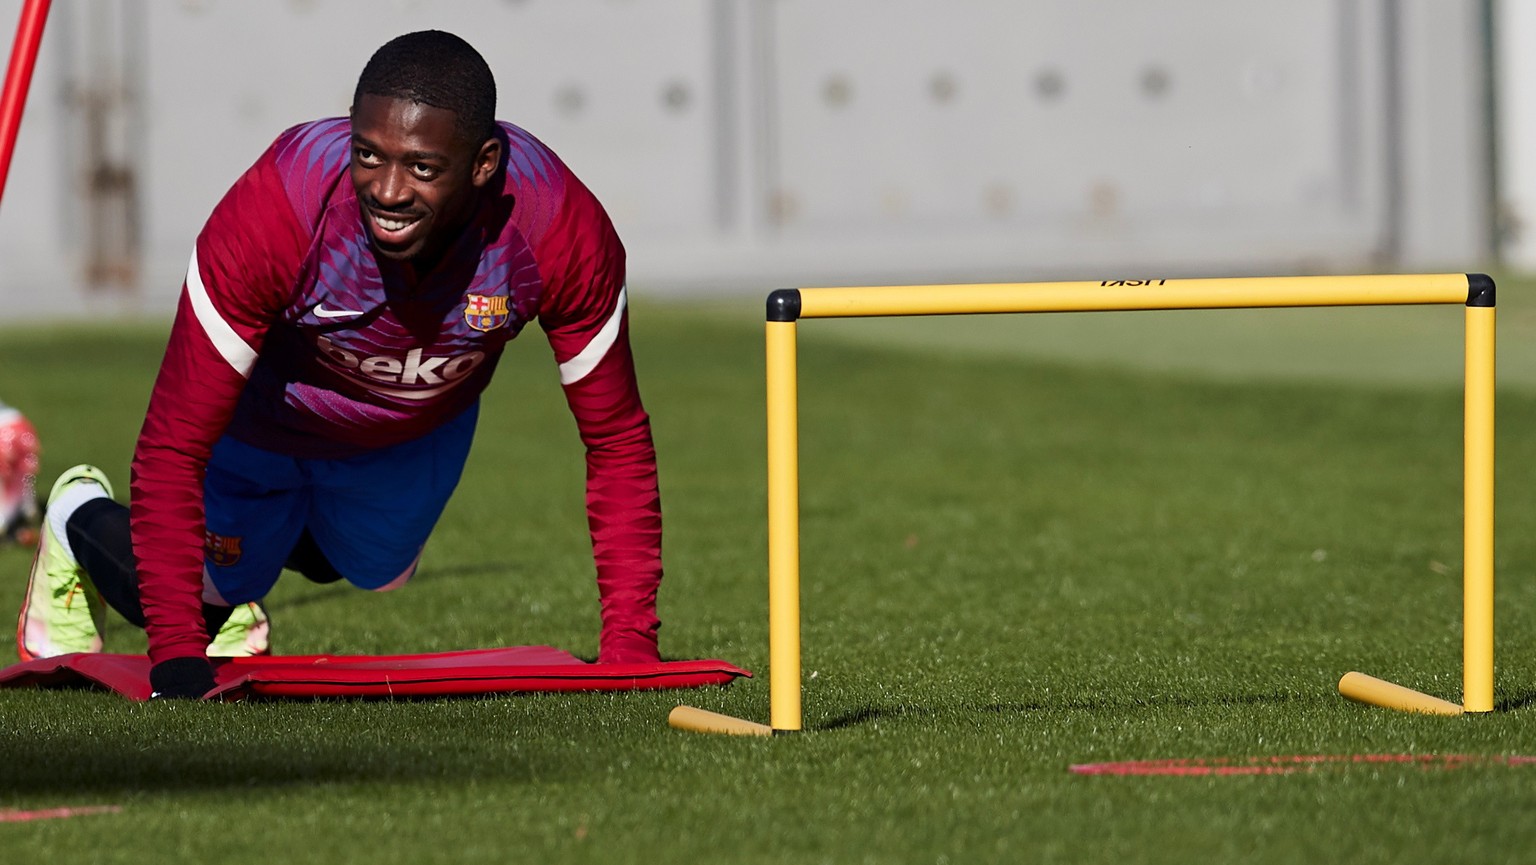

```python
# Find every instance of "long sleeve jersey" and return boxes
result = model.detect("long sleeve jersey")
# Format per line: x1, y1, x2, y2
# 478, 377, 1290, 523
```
130, 118, 662, 665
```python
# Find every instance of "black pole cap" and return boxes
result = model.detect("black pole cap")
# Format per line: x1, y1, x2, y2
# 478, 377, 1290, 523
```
1467, 273, 1496, 308
767, 288, 802, 322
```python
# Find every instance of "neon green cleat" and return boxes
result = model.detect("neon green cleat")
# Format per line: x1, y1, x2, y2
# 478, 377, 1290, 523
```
206, 601, 271, 657
16, 465, 113, 661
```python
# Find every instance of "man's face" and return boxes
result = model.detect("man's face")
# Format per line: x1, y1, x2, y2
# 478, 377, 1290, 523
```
349, 93, 500, 263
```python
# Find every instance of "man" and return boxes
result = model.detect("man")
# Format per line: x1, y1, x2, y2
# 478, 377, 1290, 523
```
16, 30, 663, 698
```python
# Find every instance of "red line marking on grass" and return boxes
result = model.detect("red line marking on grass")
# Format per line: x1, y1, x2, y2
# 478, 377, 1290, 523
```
0, 805, 122, 823
1070, 754, 1536, 776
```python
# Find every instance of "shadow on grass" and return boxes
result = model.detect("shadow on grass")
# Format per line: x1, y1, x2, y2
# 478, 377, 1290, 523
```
820, 690, 1298, 730
0, 699, 564, 796
1496, 692, 1536, 712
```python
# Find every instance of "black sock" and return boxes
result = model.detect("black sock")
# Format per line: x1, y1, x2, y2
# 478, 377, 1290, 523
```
67, 498, 144, 627
285, 529, 345, 584
201, 603, 234, 637
67, 497, 236, 639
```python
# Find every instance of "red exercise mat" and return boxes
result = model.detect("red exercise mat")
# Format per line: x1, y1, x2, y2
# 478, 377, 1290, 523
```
0, 647, 749, 701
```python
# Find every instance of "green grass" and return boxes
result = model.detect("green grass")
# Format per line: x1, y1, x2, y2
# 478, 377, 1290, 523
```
4, 279, 1536, 863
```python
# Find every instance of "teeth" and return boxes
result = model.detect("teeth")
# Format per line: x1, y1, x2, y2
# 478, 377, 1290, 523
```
375, 214, 415, 232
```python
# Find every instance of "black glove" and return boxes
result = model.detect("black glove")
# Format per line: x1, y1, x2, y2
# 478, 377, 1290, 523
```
149, 656, 215, 700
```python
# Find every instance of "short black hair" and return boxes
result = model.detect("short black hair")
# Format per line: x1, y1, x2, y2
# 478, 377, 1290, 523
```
354, 30, 497, 144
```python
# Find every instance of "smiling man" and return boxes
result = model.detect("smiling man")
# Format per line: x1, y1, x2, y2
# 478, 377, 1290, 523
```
16, 31, 664, 698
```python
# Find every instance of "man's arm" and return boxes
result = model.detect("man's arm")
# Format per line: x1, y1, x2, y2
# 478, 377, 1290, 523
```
552, 290, 663, 663
131, 149, 307, 693
536, 182, 663, 662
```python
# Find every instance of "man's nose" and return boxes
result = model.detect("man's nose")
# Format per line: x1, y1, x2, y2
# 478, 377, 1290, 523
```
372, 165, 411, 208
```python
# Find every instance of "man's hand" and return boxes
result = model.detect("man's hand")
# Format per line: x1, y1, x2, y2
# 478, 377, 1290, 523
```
149, 656, 215, 699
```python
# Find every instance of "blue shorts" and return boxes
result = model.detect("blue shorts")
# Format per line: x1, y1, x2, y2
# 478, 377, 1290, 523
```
199, 404, 478, 604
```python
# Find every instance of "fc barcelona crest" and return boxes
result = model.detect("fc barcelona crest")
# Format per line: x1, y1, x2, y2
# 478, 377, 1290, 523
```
205, 530, 243, 567
464, 293, 511, 332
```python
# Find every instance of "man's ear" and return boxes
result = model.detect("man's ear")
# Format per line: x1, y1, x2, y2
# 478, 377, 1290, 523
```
471, 137, 502, 188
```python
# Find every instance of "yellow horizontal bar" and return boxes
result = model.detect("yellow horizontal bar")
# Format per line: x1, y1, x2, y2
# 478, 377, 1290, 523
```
796, 274, 1471, 318
1338, 672, 1464, 716
667, 705, 775, 737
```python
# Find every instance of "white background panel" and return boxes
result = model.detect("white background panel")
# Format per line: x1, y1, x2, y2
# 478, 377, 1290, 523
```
767, 0, 1376, 238
0, 0, 1498, 318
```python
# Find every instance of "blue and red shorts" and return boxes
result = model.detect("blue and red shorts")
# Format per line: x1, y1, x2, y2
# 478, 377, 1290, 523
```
199, 404, 478, 604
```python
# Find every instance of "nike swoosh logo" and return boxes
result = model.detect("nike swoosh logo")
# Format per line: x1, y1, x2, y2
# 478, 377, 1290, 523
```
314, 305, 365, 319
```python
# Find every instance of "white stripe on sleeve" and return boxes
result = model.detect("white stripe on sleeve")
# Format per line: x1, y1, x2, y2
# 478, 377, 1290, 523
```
184, 247, 257, 378
557, 284, 628, 385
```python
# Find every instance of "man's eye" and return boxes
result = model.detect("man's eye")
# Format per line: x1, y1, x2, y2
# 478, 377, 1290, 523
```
412, 164, 438, 179
354, 148, 379, 165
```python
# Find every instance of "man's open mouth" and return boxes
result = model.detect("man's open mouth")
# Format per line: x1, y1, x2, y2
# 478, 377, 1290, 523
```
367, 209, 424, 245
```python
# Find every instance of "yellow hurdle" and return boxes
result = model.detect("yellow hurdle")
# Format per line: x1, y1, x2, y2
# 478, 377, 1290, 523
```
671, 273, 1496, 734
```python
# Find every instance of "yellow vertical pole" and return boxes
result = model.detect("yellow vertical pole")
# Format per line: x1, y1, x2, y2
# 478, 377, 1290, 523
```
766, 319, 802, 731
1463, 303, 1496, 712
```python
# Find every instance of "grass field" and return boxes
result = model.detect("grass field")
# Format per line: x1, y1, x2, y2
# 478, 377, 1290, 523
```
4, 276, 1536, 863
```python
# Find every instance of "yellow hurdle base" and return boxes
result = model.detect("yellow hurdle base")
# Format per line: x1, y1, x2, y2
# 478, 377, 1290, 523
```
668, 705, 775, 737
1338, 672, 1465, 716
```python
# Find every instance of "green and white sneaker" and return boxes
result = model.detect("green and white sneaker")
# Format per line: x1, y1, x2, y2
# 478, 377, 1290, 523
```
16, 465, 113, 661
206, 601, 270, 657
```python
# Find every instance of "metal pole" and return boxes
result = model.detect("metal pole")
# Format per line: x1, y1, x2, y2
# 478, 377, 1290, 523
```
1463, 303, 1496, 712
0, 0, 51, 207
766, 319, 802, 731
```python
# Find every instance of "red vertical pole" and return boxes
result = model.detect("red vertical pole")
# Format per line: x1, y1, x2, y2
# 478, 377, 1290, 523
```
0, 0, 52, 207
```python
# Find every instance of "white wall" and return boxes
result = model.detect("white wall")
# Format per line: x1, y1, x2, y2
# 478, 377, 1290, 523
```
0, 0, 1498, 322
1496, 0, 1536, 269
